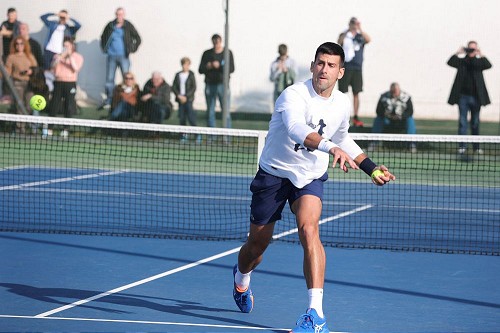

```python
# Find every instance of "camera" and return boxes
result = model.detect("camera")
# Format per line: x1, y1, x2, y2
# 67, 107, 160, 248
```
464, 47, 475, 54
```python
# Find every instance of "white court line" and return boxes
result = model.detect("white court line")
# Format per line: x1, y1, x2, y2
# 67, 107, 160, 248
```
18, 187, 251, 201
0, 170, 128, 191
273, 205, 373, 239
0, 315, 307, 332
33, 205, 371, 319
34, 247, 241, 318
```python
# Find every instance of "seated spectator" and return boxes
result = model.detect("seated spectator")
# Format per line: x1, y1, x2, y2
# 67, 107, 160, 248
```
28, 66, 49, 102
139, 71, 172, 124
371, 82, 417, 152
109, 72, 140, 121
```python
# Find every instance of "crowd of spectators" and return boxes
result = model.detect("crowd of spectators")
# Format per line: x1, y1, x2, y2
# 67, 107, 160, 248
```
0, 7, 209, 139
0, 8, 493, 148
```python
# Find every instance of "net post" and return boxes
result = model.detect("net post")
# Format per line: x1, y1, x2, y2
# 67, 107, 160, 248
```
0, 62, 29, 115
222, 0, 230, 128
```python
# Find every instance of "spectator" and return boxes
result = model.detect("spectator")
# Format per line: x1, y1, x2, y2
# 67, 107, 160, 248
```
99, 7, 141, 110
47, 38, 84, 138
109, 71, 140, 122
447, 41, 492, 154
0, 7, 20, 103
40, 10, 81, 70
198, 33, 235, 128
140, 71, 172, 124
172, 57, 199, 143
0, 8, 20, 62
4, 36, 37, 133
338, 17, 371, 127
18, 23, 43, 69
370, 82, 417, 152
270, 44, 297, 103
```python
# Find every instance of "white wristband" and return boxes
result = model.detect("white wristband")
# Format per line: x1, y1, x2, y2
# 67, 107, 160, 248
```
317, 139, 337, 154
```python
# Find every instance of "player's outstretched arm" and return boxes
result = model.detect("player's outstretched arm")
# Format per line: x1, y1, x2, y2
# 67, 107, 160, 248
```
304, 132, 359, 172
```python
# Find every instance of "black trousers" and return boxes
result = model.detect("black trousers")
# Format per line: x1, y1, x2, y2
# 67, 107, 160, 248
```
49, 81, 77, 118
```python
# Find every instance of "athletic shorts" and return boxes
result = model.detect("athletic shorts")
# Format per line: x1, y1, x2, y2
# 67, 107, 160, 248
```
249, 167, 328, 225
338, 68, 363, 94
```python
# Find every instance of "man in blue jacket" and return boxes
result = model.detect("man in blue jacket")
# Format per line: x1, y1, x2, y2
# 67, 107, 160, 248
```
99, 7, 141, 110
40, 10, 81, 70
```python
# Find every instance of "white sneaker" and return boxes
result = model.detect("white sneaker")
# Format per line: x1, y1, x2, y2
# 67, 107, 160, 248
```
458, 148, 466, 154
474, 149, 484, 155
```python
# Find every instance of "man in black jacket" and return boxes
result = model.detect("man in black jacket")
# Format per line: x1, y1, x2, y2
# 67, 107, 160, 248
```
447, 41, 492, 154
99, 7, 141, 110
198, 34, 234, 128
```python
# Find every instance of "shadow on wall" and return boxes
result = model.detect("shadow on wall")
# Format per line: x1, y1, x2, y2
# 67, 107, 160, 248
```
233, 64, 313, 113
233, 89, 273, 113
75, 39, 107, 105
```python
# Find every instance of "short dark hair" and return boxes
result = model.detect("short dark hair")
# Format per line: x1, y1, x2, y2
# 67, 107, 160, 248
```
211, 34, 222, 42
278, 44, 288, 56
314, 42, 345, 67
7, 8, 16, 14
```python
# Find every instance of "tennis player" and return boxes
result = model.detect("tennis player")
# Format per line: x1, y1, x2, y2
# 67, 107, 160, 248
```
232, 42, 395, 333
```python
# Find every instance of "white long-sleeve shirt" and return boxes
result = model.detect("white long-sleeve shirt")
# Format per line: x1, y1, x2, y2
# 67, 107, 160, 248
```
259, 79, 363, 188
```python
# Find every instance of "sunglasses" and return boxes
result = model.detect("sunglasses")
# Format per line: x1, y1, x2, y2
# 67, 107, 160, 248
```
125, 77, 134, 80
15, 42, 24, 46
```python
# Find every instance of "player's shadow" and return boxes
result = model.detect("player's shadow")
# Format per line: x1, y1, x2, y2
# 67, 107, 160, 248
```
0, 283, 277, 330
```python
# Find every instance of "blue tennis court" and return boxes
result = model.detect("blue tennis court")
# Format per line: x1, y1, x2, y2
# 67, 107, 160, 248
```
1, 165, 499, 332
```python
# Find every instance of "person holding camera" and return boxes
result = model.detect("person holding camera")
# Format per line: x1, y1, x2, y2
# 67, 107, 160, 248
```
447, 41, 492, 154
270, 44, 298, 103
47, 37, 83, 137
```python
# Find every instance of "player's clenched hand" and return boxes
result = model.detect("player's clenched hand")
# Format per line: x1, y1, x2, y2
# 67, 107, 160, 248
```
330, 147, 359, 173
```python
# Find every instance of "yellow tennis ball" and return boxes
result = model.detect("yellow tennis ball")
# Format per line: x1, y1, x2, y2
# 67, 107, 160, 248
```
30, 95, 46, 111
371, 169, 385, 179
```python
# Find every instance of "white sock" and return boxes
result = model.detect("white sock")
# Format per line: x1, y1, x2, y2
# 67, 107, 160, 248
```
234, 266, 252, 291
308, 288, 324, 318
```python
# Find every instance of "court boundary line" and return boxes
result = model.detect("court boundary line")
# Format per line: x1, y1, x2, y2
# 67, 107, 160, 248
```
32, 206, 371, 319
0, 314, 352, 332
0, 170, 128, 191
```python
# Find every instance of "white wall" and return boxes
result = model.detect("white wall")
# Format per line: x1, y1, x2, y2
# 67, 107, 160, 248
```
6, 0, 500, 122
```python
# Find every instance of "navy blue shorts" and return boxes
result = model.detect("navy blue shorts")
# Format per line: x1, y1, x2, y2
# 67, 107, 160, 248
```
249, 167, 328, 225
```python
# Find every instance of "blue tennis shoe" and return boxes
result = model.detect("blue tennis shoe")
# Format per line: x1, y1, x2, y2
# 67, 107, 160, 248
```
291, 308, 329, 333
232, 264, 254, 313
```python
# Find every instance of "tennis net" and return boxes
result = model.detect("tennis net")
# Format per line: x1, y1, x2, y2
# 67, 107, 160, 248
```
1, 114, 499, 255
